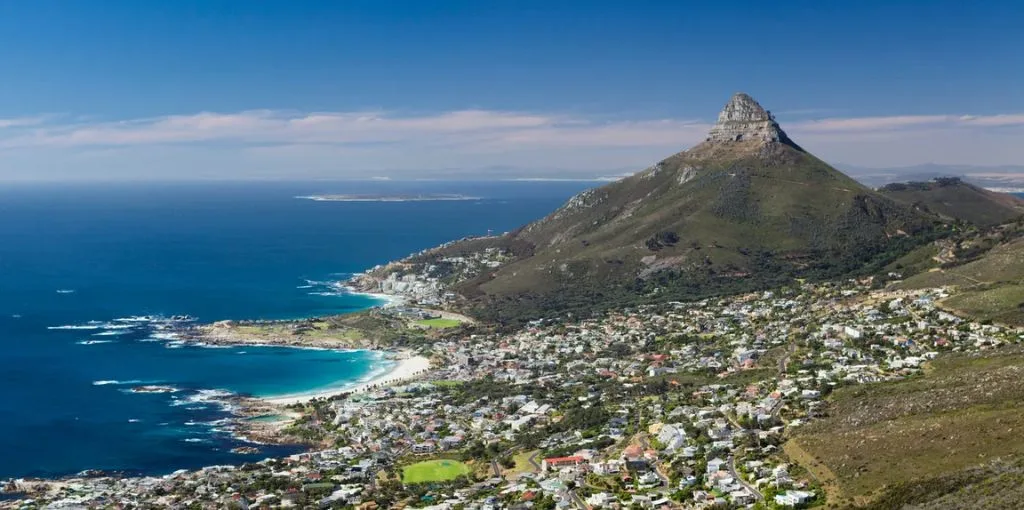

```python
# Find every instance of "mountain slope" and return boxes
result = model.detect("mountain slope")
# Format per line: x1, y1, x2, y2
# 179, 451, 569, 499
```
897, 220, 1024, 325
878, 177, 1024, 227
358, 93, 940, 323
457, 94, 935, 318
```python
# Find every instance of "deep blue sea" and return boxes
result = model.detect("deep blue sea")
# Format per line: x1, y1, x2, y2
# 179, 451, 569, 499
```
0, 180, 592, 478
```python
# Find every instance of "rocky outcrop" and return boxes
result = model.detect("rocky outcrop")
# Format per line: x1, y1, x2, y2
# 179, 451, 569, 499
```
705, 92, 796, 146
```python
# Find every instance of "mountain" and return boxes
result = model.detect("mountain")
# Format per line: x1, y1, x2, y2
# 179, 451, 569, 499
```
838, 163, 1024, 191
877, 177, 1024, 227
363, 93, 939, 323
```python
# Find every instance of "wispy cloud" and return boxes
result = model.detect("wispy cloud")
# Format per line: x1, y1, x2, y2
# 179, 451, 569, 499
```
0, 110, 645, 149
0, 116, 49, 129
789, 113, 1024, 133
0, 107, 1021, 180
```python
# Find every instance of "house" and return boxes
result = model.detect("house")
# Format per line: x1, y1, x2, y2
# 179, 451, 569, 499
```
638, 472, 662, 487
656, 424, 687, 452
775, 490, 815, 506
592, 460, 623, 476
510, 415, 534, 432
440, 435, 463, 449
679, 475, 697, 488
586, 492, 614, 508
541, 456, 587, 472
412, 441, 436, 455
730, 490, 755, 505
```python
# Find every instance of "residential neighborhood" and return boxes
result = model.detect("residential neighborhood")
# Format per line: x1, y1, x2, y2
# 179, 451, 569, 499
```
4, 279, 1021, 509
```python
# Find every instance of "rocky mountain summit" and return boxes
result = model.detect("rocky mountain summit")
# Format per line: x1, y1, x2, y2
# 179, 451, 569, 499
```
704, 92, 797, 146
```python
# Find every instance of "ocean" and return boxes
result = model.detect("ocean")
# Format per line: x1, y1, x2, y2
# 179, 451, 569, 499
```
0, 180, 593, 479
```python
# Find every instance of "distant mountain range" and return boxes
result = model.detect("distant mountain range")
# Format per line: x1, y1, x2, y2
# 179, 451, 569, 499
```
878, 177, 1024, 227
837, 163, 1024, 192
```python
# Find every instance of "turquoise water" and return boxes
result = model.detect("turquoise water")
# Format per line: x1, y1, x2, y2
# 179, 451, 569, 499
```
0, 180, 592, 478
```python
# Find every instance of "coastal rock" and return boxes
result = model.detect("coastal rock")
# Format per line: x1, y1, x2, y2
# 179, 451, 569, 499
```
705, 92, 789, 144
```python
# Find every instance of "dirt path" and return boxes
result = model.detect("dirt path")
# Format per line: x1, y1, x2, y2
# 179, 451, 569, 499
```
783, 440, 843, 507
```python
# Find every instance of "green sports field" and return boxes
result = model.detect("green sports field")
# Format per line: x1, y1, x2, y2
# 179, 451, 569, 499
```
402, 459, 471, 483
414, 318, 462, 329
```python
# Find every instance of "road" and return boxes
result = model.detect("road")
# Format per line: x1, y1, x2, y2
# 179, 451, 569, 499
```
779, 342, 796, 375
527, 451, 542, 471
637, 434, 672, 493
728, 455, 764, 502
771, 342, 797, 418
568, 489, 589, 509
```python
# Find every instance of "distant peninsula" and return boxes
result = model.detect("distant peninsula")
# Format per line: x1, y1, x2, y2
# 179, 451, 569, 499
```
296, 193, 480, 202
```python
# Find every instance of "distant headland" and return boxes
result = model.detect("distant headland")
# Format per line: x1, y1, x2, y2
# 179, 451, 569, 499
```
296, 193, 480, 202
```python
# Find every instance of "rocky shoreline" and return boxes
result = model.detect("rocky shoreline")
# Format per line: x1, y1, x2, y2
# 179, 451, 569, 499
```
0, 272, 450, 504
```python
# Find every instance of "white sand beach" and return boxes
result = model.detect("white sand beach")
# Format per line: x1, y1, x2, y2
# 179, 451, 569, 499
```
264, 354, 431, 405
332, 282, 406, 308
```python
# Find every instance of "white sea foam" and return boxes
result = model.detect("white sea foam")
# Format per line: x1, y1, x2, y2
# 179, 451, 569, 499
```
48, 324, 103, 330
128, 419, 141, 423
170, 389, 236, 412
94, 380, 125, 386
77, 339, 115, 345
114, 316, 156, 323
93, 379, 149, 386
55, 289, 76, 294
182, 438, 206, 443
121, 386, 180, 395
92, 330, 130, 336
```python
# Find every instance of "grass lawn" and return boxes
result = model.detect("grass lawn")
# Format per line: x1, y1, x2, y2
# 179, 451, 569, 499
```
402, 459, 471, 484
414, 318, 463, 329
506, 450, 540, 477
431, 380, 463, 388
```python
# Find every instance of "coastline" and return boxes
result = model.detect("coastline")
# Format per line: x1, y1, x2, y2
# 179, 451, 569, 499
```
296, 194, 481, 202
263, 353, 431, 405
335, 284, 406, 308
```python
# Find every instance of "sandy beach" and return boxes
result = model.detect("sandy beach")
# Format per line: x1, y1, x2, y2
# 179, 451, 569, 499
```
264, 354, 431, 405
342, 287, 406, 308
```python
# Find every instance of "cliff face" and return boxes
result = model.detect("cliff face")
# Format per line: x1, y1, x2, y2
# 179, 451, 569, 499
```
704, 92, 797, 146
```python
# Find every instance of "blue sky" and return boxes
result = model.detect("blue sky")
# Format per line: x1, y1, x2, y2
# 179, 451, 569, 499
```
0, 0, 1021, 180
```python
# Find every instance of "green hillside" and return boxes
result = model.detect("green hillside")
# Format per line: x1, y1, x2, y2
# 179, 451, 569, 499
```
898, 222, 1024, 325
450, 94, 937, 322
879, 177, 1024, 227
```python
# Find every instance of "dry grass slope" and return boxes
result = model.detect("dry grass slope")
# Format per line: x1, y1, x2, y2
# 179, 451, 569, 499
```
787, 348, 1024, 508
